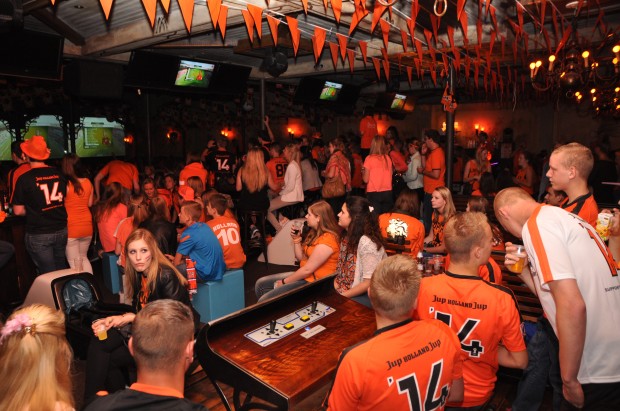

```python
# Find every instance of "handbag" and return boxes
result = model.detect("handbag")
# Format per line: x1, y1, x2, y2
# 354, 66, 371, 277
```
322, 174, 346, 198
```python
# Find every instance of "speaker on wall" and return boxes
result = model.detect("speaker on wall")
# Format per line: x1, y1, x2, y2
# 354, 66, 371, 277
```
260, 47, 288, 78
64, 60, 124, 99
0, 0, 23, 32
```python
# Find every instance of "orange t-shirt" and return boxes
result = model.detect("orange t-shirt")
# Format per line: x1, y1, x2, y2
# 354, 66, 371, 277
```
207, 215, 246, 269
359, 116, 378, 149
114, 216, 134, 268
516, 167, 533, 195
266, 156, 288, 192
301, 232, 339, 282
423, 147, 446, 194
99, 160, 138, 191
179, 162, 208, 189
389, 150, 408, 173
156, 188, 173, 209
444, 255, 503, 285
97, 203, 127, 252
65, 178, 94, 238
560, 192, 598, 227
378, 212, 425, 256
363, 155, 392, 193
415, 273, 525, 407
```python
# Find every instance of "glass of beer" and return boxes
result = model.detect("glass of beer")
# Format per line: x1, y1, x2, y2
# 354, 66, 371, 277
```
506, 245, 527, 273
94, 321, 108, 341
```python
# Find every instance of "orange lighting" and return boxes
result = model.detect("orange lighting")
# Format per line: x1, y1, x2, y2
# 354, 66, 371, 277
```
474, 124, 479, 130
123, 135, 134, 144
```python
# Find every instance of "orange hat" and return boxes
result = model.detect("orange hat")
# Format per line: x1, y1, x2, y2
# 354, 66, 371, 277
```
178, 185, 195, 201
21, 136, 51, 161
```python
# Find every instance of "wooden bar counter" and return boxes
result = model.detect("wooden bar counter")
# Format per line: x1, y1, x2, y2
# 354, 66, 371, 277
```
0, 214, 37, 307
196, 276, 376, 410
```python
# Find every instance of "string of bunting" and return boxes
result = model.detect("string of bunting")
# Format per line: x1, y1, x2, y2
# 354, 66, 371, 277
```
92, 0, 611, 98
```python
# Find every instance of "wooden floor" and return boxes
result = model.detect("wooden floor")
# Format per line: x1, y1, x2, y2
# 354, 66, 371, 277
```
70, 250, 555, 411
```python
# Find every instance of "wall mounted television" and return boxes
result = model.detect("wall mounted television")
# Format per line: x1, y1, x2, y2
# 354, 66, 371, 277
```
75, 117, 125, 158
0, 30, 64, 80
294, 77, 360, 111
375, 92, 415, 113
0, 124, 12, 161
319, 81, 343, 101
23, 115, 66, 159
174, 60, 215, 88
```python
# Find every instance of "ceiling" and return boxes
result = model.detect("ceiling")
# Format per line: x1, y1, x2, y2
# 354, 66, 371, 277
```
12, 0, 620, 96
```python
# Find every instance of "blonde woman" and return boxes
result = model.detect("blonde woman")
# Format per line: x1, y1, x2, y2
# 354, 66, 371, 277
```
267, 143, 304, 232
236, 147, 277, 213
463, 145, 491, 192
423, 186, 457, 253
0, 304, 75, 411
256, 200, 341, 301
362, 135, 393, 215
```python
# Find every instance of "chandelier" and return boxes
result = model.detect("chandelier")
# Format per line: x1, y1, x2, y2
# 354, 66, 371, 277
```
528, 18, 620, 116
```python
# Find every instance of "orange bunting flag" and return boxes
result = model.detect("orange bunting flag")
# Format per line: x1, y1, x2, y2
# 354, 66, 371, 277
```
100, 0, 115, 20
551, 7, 559, 44
407, 17, 415, 44
465, 56, 471, 78
381, 47, 389, 62
372, 57, 381, 80
554, 26, 572, 56
516, 3, 524, 34
347, 49, 356, 73
382, 59, 390, 82
371, 3, 387, 33
217, 5, 227, 39
337, 34, 348, 60
331, 0, 342, 23
576, 0, 584, 16
348, 4, 369, 35
241, 10, 254, 43
411, 0, 419, 25
177, 0, 194, 32
476, 18, 482, 47
313, 27, 326, 63
489, 7, 497, 32
323, 0, 328, 10
414, 39, 424, 61
429, 14, 439, 44
486, 0, 491, 16
160, 0, 170, 13
459, 12, 469, 47
406, 66, 413, 85
542, 27, 551, 53
400, 29, 408, 52
301, 0, 308, 14
430, 65, 437, 86
207, 0, 221, 29
286, 16, 301, 56
247, 4, 263, 39
456, 0, 466, 20
140, 0, 156, 27
540, 0, 546, 28
423, 29, 433, 49
267, 15, 280, 46
359, 41, 368, 64
329, 42, 340, 69
414, 57, 421, 78
489, 30, 496, 55
379, 19, 391, 50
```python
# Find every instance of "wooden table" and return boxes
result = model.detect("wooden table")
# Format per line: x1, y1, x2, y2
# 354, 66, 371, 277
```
195, 276, 376, 410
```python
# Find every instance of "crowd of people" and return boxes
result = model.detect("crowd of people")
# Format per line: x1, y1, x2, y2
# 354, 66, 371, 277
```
1, 125, 620, 411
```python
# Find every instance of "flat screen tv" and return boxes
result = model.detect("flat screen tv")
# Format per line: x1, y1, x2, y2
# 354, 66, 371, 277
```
0, 123, 12, 161
319, 81, 343, 101
375, 92, 415, 113
23, 115, 66, 159
174, 60, 215, 88
0, 30, 64, 80
75, 117, 125, 158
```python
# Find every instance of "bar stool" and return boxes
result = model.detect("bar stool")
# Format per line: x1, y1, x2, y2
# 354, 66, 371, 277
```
239, 209, 269, 269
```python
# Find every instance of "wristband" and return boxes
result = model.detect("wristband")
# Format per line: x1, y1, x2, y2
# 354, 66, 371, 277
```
282, 278, 286, 285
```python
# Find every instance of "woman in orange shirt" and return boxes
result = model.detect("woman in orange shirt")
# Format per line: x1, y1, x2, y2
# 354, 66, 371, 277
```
513, 151, 536, 195
62, 154, 94, 273
255, 200, 340, 301
463, 146, 491, 192
115, 194, 150, 269
95, 182, 127, 253
363, 135, 393, 215
423, 186, 456, 253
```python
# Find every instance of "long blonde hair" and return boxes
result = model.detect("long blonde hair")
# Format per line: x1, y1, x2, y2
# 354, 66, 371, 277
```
433, 186, 457, 221
124, 228, 188, 298
242, 147, 269, 193
369, 135, 390, 168
0, 304, 74, 411
284, 143, 301, 166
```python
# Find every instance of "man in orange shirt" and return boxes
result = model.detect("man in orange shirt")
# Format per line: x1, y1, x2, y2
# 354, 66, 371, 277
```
205, 193, 246, 270
7, 141, 31, 203
266, 142, 288, 195
415, 212, 527, 409
328, 254, 464, 411
93, 159, 139, 201
359, 107, 378, 158
179, 151, 208, 189
419, 129, 446, 234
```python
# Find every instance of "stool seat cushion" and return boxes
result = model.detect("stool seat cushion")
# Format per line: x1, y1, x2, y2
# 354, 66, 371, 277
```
192, 269, 245, 322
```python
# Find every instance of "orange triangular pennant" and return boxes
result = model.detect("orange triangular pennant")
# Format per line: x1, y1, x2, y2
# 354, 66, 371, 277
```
207, 0, 221, 29
337, 34, 348, 60
430, 64, 437, 86
459, 11, 469, 47
267, 15, 280, 46
329, 42, 340, 69
323, 0, 328, 10
371, 3, 387, 33
159, 0, 170, 13
400, 29, 408, 52
457, 0, 466, 20
331, 0, 342, 23
178, 0, 194, 32
100, 0, 114, 20
406, 66, 413, 85
217, 5, 227, 39
286, 16, 301, 56
489, 6, 497, 32
313, 27, 327, 63
429, 14, 439, 44
347, 49, 356, 73
382, 59, 390, 82
380, 19, 391, 50
359, 41, 368, 64
301, 0, 308, 14
241, 10, 254, 43
140, 0, 156, 27
348, 5, 369, 35
372, 57, 381, 79
247, 4, 263, 39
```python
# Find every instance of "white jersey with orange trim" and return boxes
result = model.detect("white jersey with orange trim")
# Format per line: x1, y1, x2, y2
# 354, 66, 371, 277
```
522, 204, 620, 384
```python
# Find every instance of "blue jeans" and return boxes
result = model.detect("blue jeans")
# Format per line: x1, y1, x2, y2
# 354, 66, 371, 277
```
255, 272, 307, 302
512, 317, 562, 411
25, 228, 68, 275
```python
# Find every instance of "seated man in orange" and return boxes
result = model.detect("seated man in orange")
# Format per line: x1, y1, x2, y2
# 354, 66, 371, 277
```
205, 193, 246, 270
415, 212, 527, 410
328, 254, 464, 410
378, 189, 425, 256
